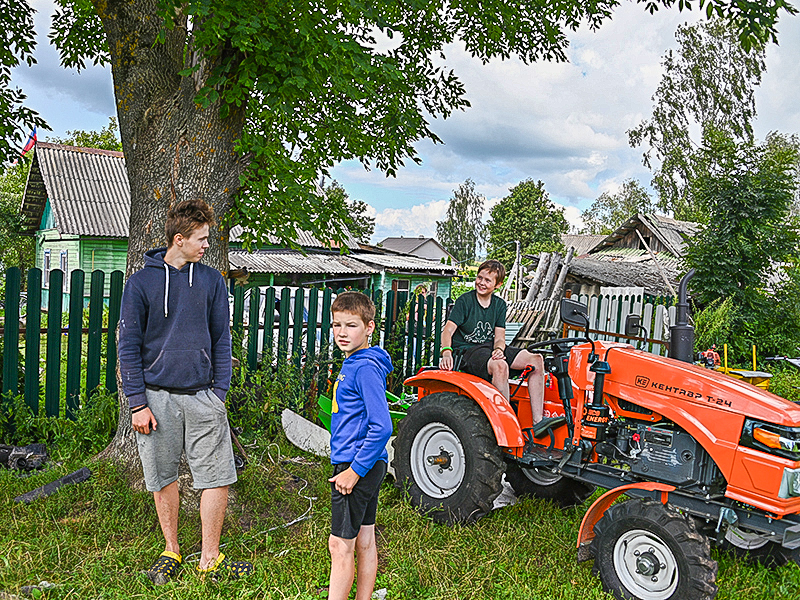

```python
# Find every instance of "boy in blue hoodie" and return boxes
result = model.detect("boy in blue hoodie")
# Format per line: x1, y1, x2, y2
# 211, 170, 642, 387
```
327, 292, 393, 600
118, 199, 251, 583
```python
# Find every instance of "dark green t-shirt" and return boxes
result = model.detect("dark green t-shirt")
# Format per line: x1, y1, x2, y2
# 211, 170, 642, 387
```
448, 290, 507, 350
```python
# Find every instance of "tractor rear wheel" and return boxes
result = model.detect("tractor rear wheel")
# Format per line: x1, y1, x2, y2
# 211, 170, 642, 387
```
590, 498, 718, 600
721, 525, 800, 567
392, 391, 504, 525
505, 461, 595, 508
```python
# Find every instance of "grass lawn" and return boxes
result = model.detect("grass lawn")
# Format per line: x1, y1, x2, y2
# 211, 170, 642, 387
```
1, 434, 799, 600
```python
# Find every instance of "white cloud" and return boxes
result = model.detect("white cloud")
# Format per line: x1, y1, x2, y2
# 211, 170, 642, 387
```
372, 200, 449, 242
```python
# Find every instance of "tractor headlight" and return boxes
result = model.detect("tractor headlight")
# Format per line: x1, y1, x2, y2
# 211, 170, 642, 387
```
741, 419, 800, 462
779, 468, 800, 499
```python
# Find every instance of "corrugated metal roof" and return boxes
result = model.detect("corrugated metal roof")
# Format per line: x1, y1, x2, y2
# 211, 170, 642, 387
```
229, 224, 362, 250
353, 252, 458, 273
35, 143, 130, 237
229, 250, 379, 275
378, 236, 428, 253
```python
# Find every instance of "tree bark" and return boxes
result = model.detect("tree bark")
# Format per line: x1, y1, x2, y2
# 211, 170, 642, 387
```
92, 0, 248, 477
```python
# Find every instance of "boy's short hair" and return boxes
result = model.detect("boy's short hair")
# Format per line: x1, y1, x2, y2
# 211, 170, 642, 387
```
165, 199, 217, 247
477, 259, 506, 285
331, 291, 376, 326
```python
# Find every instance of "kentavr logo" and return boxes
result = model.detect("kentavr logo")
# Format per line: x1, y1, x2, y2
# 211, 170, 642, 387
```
635, 376, 650, 388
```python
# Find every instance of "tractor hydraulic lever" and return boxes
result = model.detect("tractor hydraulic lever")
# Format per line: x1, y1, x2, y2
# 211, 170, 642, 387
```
547, 352, 575, 439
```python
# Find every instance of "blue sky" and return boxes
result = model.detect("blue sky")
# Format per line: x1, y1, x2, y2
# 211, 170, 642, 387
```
12, 0, 800, 243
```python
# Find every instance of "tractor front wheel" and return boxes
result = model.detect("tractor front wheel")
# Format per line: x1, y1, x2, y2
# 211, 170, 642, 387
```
392, 391, 504, 525
504, 461, 595, 508
590, 498, 718, 600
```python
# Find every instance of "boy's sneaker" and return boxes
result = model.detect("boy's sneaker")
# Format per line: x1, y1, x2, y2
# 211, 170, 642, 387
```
145, 551, 182, 585
196, 552, 253, 580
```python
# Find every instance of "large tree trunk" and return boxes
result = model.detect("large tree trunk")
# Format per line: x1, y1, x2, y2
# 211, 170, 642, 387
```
92, 0, 248, 478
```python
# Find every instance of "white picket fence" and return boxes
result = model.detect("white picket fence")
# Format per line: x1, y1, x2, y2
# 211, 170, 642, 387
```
566, 286, 676, 356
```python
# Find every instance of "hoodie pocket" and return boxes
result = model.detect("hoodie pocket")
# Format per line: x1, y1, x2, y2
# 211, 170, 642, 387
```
144, 349, 214, 389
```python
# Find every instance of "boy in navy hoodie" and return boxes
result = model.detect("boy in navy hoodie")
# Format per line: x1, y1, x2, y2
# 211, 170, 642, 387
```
118, 199, 251, 583
327, 292, 393, 600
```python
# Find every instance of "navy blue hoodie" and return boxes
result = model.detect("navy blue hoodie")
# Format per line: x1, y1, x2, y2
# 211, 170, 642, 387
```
118, 248, 232, 408
330, 346, 394, 476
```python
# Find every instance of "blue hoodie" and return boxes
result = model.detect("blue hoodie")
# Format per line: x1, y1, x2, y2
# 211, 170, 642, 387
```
118, 248, 232, 408
330, 346, 394, 476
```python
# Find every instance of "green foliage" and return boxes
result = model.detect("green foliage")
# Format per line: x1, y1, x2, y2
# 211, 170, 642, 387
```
485, 179, 567, 267
580, 179, 656, 235
629, 19, 767, 221
768, 363, 800, 404
0, 390, 118, 460
323, 180, 374, 244
436, 179, 485, 264
0, 160, 35, 272
693, 297, 737, 353
46, 116, 122, 151
686, 130, 800, 358
3, 1, 793, 247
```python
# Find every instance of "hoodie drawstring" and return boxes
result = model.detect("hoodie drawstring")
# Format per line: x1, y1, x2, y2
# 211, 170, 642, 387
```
164, 262, 194, 318
164, 264, 170, 318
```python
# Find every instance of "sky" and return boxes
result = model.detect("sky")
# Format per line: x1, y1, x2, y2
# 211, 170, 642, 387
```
11, 0, 800, 243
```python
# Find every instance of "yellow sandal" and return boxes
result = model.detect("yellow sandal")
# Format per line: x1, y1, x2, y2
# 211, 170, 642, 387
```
196, 552, 253, 580
145, 551, 182, 585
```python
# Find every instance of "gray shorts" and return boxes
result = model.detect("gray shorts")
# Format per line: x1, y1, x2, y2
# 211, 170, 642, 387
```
135, 388, 237, 492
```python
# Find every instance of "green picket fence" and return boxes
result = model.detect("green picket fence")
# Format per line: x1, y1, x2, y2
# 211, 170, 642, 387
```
0, 267, 450, 419
1, 266, 123, 418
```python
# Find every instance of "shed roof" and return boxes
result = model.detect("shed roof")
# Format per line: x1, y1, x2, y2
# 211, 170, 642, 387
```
21, 143, 130, 237
352, 252, 458, 274
569, 257, 678, 296
561, 234, 606, 256
591, 213, 700, 257
229, 225, 362, 251
229, 250, 379, 275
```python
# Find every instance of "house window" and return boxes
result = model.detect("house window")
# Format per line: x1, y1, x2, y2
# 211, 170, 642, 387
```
43, 249, 51, 288
394, 279, 410, 293
60, 250, 69, 292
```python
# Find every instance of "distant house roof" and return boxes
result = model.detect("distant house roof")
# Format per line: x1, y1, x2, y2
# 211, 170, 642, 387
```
562, 234, 606, 256
591, 213, 700, 258
353, 251, 457, 275
378, 236, 454, 260
21, 142, 130, 237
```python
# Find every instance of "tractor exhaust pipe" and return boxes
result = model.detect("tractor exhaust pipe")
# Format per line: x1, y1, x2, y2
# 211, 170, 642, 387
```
669, 269, 695, 363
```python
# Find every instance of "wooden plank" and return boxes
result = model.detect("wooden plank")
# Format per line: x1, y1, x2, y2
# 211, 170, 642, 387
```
65, 269, 85, 419
24, 268, 42, 414
433, 296, 443, 364
2, 267, 20, 398
318, 287, 331, 394
86, 270, 104, 396
232, 284, 245, 338
45, 269, 63, 417
277, 288, 290, 364
105, 271, 123, 392
292, 287, 305, 367
423, 294, 434, 366
642, 302, 654, 354
307, 287, 319, 360
405, 295, 417, 379
247, 287, 261, 371
525, 252, 550, 301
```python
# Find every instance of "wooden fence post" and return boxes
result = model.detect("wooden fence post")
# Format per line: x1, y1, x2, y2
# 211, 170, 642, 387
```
24, 268, 42, 414
246, 288, 261, 371
45, 269, 63, 417
66, 270, 85, 419
2, 266, 21, 399
292, 287, 305, 368
86, 270, 105, 396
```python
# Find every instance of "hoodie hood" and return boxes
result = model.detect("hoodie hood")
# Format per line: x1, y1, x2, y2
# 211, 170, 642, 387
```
344, 346, 393, 377
144, 247, 194, 317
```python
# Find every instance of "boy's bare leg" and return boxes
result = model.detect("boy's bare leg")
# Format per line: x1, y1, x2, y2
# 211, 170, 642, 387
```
511, 352, 545, 422
487, 358, 510, 400
329, 535, 357, 600
355, 525, 378, 600
199, 486, 229, 569
153, 481, 181, 555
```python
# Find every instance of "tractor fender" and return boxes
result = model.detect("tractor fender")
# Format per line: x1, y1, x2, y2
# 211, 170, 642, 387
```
404, 370, 525, 449
576, 482, 676, 562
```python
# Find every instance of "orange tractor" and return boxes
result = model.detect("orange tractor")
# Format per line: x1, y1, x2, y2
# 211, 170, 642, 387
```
392, 271, 800, 600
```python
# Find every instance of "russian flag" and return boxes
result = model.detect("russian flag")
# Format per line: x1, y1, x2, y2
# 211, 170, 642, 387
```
21, 127, 37, 157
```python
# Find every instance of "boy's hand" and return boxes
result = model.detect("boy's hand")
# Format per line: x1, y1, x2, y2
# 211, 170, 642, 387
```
132, 407, 158, 434
439, 352, 454, 370
491, 348, 504, 360
329, 467, 360, 494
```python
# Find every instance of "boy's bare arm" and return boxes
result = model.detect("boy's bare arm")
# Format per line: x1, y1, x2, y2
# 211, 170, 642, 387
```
439, 320, 458, 370
491, 326, 506, 360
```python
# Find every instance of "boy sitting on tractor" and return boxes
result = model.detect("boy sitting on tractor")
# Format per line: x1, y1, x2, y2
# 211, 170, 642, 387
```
440, 259, 560, 436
